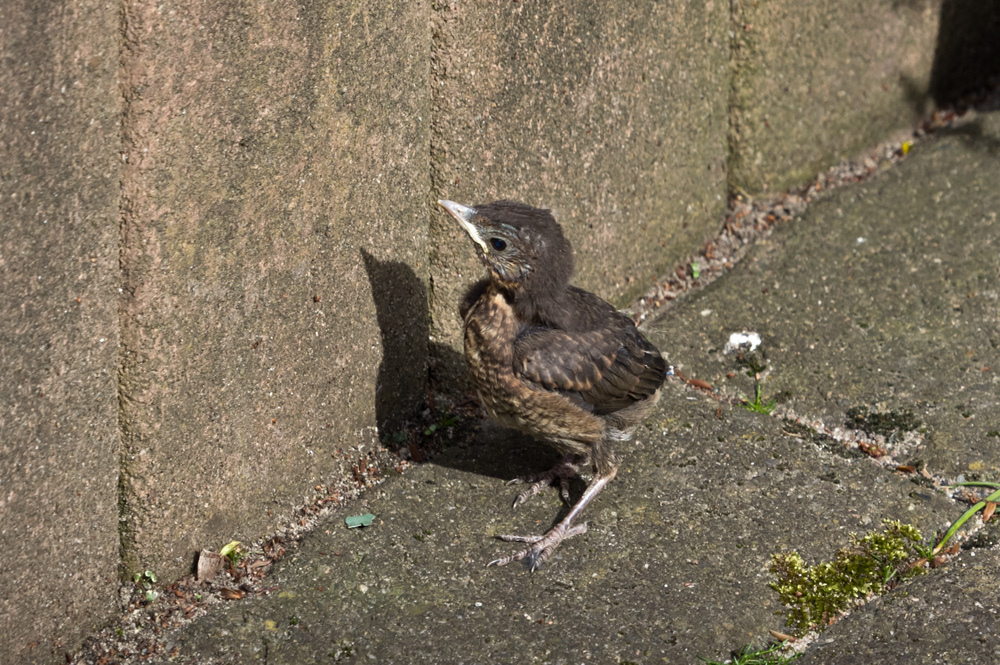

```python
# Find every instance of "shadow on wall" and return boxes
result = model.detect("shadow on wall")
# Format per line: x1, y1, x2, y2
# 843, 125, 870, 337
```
361, 249, 432, 439
362, 248, 558, 484
361, 248, 469, 439
930, 0, 1000, 105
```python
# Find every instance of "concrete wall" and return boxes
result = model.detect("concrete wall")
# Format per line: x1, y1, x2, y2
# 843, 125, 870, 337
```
0, 1, 122, 662
729, 0, 944, 195
0, 0, 977, 661
116, 0, 430, 579
428, 0, 731, 375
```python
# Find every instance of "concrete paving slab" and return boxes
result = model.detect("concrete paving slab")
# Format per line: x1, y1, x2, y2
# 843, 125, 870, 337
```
655, 110, 1000, 482
153, 385, 957, 663
798, 543, 1000, 664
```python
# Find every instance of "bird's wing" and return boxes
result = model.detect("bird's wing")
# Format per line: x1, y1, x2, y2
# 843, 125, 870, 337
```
513, 324, 666, 415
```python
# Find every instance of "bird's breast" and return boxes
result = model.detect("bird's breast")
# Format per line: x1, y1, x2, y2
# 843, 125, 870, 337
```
461, 287, 608, 454
463, 290, 518, 376
462, 289, 527, 419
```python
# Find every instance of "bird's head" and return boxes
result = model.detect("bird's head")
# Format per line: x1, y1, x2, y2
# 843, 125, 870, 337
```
438, 199, 574, 294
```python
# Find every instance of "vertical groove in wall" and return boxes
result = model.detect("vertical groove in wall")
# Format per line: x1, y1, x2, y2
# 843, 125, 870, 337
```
428, 1, 448, 200
426, 0, 449, 383
725, 0, 742, 198
115, 0, 138, 581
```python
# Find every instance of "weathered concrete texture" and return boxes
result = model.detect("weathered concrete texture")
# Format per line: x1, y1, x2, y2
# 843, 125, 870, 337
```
0, 1, 122, 663
729, 0, 942, 195
155, 386, 958, 663
655, 111, 1000, 481
798, 545, 1000, 663
117, 1, 430, 580
429, 0, 730, 378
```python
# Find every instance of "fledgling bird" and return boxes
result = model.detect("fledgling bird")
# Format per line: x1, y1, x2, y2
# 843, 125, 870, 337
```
438, 199, 668, 570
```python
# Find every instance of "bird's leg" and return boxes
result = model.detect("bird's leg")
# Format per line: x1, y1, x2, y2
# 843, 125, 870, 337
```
506, 454, 578, 508
489, 466, 616, 571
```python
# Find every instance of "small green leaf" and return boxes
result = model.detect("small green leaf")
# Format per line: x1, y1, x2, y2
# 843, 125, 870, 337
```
934, 482, 1000, 552
219, 540, 242, 558
346, 513, 376, 529
691, 262, 700, 279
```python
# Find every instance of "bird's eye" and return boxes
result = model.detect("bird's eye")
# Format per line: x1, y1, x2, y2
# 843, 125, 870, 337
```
490, 238, 507, 251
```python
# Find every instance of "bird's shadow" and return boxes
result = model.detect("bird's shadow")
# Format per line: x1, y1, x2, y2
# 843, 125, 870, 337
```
928, 0, 1000, 107
360, 248, 429, 437
361, 248, 563, 485
431, 420, 588, 504
935, 118, 1000, 156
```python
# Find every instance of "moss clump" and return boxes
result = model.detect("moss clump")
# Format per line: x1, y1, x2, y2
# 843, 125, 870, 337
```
781, 421, 865, 460
770, 520, 925, 635
845, 406, 920, 441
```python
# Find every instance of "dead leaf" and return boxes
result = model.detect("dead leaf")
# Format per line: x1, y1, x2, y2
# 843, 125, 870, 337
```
858, 440, 887, 457
983, 502, 996, 523
688, 378, 713, 392
220, 588, 245, 600
409, 440, 425, 463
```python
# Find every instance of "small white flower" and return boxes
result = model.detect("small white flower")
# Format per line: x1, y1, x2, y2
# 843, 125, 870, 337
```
724, 331, 761, 354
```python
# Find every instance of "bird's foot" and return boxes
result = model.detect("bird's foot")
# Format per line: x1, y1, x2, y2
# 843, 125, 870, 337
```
487, 521, 588, 571
489, 468, 615, 572
506, 455, 579, 508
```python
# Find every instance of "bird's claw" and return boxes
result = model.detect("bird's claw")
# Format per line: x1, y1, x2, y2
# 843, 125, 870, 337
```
487, 522, 588, 571
506, 457, 577, 508
509, 475, 571, 508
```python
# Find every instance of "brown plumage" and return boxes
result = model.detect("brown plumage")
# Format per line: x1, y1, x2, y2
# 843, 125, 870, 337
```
439, 199, 668, 570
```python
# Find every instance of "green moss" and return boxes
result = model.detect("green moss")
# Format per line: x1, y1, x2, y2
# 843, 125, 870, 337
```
845, 406, 920, 441
770, 520, 925, 635
781, 421, 865, 461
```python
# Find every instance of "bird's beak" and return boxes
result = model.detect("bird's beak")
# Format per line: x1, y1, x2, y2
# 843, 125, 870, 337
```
438, 199, 490, 254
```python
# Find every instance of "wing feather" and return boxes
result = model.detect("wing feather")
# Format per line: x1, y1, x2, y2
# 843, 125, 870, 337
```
514, 315, 667, 416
